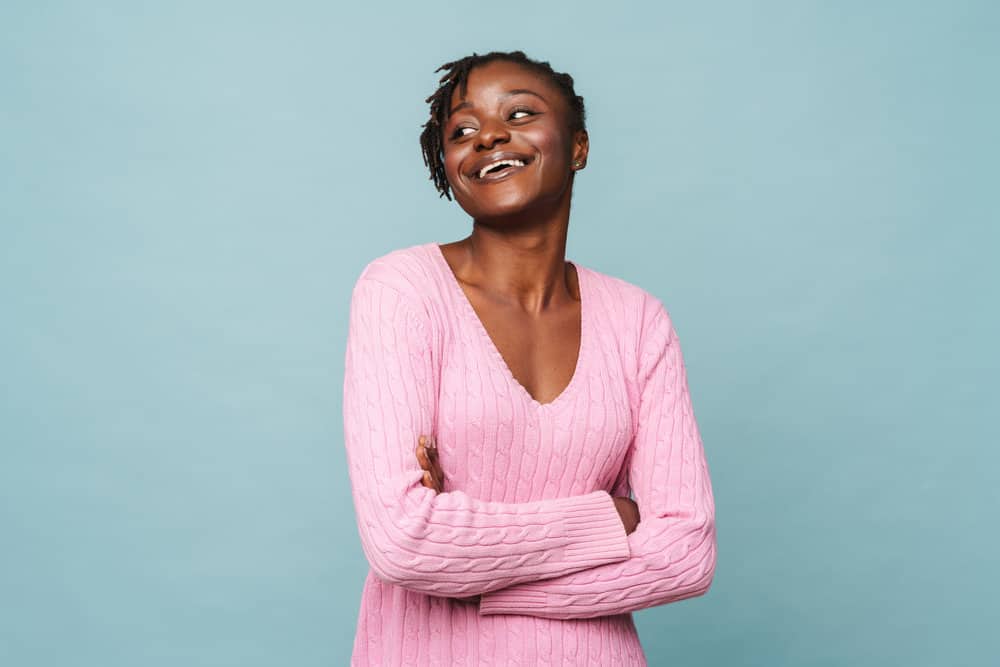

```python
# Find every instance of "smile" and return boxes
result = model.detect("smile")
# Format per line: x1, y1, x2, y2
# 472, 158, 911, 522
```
467, 151, 535, 184
472, 158, 532, 183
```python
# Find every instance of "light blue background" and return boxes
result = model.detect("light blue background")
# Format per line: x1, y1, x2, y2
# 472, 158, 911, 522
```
2, 1, 997, 665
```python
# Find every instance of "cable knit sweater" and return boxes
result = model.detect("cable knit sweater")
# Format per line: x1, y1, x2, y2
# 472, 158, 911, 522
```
342, 242, 716, 666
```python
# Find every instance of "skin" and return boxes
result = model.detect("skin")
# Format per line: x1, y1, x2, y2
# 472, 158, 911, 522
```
411, 62, 640, 593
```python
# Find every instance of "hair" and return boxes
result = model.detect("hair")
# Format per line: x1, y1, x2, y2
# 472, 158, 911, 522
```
419, 50, 587, 200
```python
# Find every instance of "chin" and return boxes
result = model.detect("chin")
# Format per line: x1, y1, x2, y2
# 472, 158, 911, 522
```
458, 185, 564, 222
475, 198, 535, 220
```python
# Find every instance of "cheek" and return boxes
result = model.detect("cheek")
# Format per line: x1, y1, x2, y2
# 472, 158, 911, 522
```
443, 149, 464, 184
527, 127, 572, 166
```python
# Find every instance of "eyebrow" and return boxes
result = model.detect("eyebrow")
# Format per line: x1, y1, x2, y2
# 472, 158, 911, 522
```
449, 89, 548, 116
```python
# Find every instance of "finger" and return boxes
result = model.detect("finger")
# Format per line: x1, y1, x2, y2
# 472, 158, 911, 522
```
419, 437, 443, 490
426, 470, 441, 493
415, 444, 431, 469
422, 471, 434, 489
423, 439, 440, 469
424, 449, 439, 471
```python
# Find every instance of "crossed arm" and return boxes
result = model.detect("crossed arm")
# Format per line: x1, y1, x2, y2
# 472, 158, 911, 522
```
414, 434, 641, 606
343, 274, 716, 620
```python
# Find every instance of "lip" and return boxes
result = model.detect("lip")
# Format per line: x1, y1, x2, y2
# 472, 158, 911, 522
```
467, 151, 534, 180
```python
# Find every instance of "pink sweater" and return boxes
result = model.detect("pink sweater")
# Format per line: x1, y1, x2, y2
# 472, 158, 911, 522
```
342, 242, 716, 666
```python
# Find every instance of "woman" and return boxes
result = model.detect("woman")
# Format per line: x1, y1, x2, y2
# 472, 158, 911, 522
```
342, 50, 716, 666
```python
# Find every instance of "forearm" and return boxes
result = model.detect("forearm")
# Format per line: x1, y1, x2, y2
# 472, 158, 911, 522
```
476, 506, 715, 618
351, 477, 632, 597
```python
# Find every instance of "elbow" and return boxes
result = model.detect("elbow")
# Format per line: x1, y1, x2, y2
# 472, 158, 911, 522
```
362, 541, 413, 589
359, 524, 431, 588
696, 522, 717, 598
688, 513, 717, 599
359, 520, 482, 598
659, 510, 716, 603
352, 490, 440, 590
363, 540, 444, 595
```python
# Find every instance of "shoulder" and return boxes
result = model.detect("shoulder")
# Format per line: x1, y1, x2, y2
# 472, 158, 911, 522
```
353, 242, 436, 298
348, 243, 442, 337
580, 263, 673, 333
579, 263, 679, 385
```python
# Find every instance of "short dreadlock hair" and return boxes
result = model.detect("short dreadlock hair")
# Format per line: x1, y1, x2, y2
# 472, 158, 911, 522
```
419, 50, 587, 200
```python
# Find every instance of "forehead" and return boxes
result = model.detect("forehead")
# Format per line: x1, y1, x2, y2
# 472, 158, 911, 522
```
448, 60, 565, 112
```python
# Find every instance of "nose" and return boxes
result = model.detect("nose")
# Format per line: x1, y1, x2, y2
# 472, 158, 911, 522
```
475, 117, 510, 150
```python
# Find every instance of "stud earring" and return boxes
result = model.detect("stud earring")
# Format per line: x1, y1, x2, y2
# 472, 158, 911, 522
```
573, 160, 583, 168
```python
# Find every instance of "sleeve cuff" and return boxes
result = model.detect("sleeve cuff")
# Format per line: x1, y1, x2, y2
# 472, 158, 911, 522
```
478, 587, 549, 615
555, 490, 632, 566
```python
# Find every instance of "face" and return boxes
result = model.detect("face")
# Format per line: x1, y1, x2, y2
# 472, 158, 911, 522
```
441, 60, 589, 221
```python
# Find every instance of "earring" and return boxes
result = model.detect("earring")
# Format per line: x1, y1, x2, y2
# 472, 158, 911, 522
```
573, 160, 583, 168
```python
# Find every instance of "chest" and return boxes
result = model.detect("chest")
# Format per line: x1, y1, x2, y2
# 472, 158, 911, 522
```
433, 310, 635, 503
473, 299, 582, 407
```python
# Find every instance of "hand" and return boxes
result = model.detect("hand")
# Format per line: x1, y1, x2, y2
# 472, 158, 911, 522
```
416, 434, 445, 493
612, 496, 640, 535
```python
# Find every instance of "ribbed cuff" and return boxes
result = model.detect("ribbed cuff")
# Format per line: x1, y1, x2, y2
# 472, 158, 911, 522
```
478, 587, 548, 615
555, 491, 631, 565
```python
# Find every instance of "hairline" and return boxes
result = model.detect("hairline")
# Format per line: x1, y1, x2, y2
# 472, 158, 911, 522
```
442, 60, 581, 134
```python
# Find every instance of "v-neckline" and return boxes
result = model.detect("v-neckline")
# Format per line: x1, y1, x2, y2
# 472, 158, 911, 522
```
429, 242, 588, 411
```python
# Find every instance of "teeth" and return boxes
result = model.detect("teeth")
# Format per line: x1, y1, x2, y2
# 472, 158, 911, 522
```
478, 159, 525, 179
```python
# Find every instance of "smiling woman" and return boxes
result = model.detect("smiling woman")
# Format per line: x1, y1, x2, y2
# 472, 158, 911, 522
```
420, 53, 589, 227
342, 50, 716, 666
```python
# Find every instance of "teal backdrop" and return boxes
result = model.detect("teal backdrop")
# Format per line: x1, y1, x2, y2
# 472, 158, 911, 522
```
2, 1, 997, 665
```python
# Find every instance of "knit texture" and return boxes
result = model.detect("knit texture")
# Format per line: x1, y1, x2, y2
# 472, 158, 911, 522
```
342, 242, 716, 666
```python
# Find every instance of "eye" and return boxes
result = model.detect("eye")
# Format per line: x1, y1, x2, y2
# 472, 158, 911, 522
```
509, 107, 536, 120
451, 126, 475, 139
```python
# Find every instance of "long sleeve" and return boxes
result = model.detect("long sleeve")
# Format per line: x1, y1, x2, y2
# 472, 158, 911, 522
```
477, 296, 717, 619
342, 275, 631, 599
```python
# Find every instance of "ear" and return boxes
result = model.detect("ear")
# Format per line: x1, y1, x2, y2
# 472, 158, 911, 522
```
571, 129, 589, 169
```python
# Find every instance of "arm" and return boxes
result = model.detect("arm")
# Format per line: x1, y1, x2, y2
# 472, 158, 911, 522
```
477, 297, 717, 619
342, 275, 631, 599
